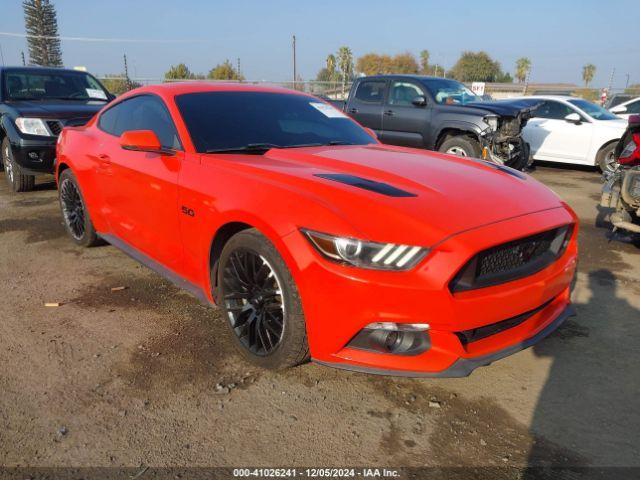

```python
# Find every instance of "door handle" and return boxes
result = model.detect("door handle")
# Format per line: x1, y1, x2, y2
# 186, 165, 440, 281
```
384, 110, 395, 116
96, 153, 111, 166
348, 108, 359, 114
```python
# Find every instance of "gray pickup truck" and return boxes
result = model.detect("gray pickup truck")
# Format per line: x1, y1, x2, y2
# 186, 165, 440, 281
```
337, 75, 541, 170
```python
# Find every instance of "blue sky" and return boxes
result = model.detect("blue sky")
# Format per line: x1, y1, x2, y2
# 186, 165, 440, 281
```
1, 0, 639, 87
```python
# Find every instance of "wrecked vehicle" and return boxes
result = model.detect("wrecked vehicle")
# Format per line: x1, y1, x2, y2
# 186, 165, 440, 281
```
601, 114, 640, 234
343, 75, 540, 170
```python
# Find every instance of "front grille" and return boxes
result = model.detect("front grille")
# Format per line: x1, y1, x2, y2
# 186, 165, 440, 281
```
455, 297, 554, 345
450, 225, 573, 292
46, 120, 63, 136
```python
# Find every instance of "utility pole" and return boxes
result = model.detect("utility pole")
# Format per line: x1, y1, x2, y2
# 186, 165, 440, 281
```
292, 35, 297, 89
123, 54, 131, 90
625, 73, 630, 89
0, 43, 4, 66
237, 57, 241, 81
21, 51, 26, 66
607, 67, 615, 93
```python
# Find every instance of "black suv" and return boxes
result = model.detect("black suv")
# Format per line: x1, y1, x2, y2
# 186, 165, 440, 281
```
343, 75, 541, 170
0, 66, 113, 191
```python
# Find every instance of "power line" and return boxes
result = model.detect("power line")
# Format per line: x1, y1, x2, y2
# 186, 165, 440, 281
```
0, 31, 201, 44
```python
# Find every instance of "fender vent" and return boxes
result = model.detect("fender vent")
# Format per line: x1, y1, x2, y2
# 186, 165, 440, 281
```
314, 174, 416, 198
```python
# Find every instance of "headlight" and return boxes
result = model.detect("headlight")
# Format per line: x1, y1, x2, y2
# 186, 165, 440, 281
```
15, 117, 52, 136
302, 229, 429, 271
483, 115, 499, 131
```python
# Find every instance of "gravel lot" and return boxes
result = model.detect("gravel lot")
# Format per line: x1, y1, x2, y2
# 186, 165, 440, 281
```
0, 165, 638, 475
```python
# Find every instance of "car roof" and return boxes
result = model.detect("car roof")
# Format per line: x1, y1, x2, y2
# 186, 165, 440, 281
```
619, 96, 640, 106
0, 65, 93, 75
513, 95, 578, 102
128, 82, 308, 98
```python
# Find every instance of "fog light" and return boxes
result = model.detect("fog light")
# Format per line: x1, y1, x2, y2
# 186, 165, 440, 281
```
347, 322, 431, 356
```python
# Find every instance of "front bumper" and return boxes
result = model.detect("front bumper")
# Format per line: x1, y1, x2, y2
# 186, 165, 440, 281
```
285, 206, 578, 377
9, 136, 57, 175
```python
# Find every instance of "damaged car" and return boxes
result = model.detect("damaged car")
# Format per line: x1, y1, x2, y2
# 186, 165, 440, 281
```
342, 75, 540, 170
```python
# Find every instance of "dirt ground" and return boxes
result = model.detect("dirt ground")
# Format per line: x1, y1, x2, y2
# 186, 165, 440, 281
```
0, 165, 639, 475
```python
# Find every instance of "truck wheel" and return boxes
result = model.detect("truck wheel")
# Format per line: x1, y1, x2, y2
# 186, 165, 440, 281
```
58, 169, 101, 247
596, 142, 618, 174
2, 138, 35, 192
438, 136, 481, 158
218, 228, 309, 370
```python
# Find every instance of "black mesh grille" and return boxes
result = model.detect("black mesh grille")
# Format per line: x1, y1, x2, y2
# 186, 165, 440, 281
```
450, 225, 573, 292
46, 120, 62, 136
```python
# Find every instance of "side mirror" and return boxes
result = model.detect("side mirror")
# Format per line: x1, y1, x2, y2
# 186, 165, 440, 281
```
120, 130, 174, 155
564, 112, 582, 124
610, 105, 628, 114
363, 127, 378, 139
412, 95, 427, 107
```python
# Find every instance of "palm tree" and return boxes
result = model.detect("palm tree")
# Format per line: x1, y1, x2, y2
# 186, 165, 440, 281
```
582, 64, 596, 87
515, 57, 531, 83
326, 54, 337, 83
336, 46, 353, 99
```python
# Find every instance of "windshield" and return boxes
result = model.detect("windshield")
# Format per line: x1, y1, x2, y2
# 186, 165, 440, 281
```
176, 91, 377, 153
568, 99, 619, 121
420, 78, 482, 105
3, 70, 110, 102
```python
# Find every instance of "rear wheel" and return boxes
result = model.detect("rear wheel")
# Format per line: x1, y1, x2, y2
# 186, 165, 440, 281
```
218, 228, 309, 369
438, 135, 481, 158
597, 142, 618, 174
2, 138, 35, 192
58, 169, 101, 247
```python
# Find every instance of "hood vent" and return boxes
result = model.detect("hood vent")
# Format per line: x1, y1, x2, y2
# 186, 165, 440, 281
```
314, 174, 416, 198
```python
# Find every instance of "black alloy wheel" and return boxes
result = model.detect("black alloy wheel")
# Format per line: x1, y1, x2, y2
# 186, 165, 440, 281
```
60, 177, 86, 240
222, 249, 286, 356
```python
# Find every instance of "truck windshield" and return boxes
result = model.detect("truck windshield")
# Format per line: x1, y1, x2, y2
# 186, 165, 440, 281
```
420, 78, 481, 105
3, 70, 110, 102
176, 91, 377, 153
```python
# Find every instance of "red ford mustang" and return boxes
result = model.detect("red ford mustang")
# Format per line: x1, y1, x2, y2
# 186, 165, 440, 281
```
55, 83, 578, 377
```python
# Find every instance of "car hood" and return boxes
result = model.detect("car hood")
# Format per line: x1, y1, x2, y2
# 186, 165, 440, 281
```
6, 99, 107, 120
213, 144, 566, 246
463, 98, 543, 118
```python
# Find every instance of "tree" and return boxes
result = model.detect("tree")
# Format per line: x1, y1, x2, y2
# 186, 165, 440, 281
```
582, 64, 596, 87
23, 0, 63, 66
164, 63, 197, 80
208, 60, 244, 81
419, 50, 430, 74
448, 51, 504, 82
391, 52, 419, 74
337, 46, 353, 97
356, 53, 392, 76
515, 57, 531, 83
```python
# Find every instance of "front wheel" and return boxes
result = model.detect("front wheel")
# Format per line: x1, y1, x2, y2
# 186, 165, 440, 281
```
597, 143, 618, 174
218, 228, 309, 369
438, 136, 481, 158
2, 138, 35, 192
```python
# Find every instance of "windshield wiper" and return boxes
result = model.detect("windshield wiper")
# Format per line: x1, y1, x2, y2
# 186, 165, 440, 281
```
205, 143, 283, 154
281, 141, 357, 148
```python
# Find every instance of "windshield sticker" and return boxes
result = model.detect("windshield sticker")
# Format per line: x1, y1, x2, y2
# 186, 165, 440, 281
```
86, 88, 107, 100
310, 102, 347, 118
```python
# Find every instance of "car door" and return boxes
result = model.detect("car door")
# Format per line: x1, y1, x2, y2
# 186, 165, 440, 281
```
346, 79, 387, 137
524, 100, 593, 163
381, 79, 431, 148
94, 94, 184, 272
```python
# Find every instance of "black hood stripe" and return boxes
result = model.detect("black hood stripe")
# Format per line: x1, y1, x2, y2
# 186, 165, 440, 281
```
314, 174, 417, 198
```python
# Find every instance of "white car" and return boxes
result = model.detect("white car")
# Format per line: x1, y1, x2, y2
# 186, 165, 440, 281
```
609, 96, 640, 120
516, 95, 627, 172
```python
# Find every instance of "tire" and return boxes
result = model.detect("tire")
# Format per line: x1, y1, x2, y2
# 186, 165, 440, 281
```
438, 135, 481, 158
218, 228, 309, 370
2, 137, 35, 192
596, 142, 618, 174
58, 169, 101, 247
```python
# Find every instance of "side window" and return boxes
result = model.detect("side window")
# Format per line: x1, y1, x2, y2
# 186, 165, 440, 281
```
354, 81, 386, 104
99, 95, 181, 149
626, 100, 640, 114
389, 81, 424, 106
534, 101, 573, 120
